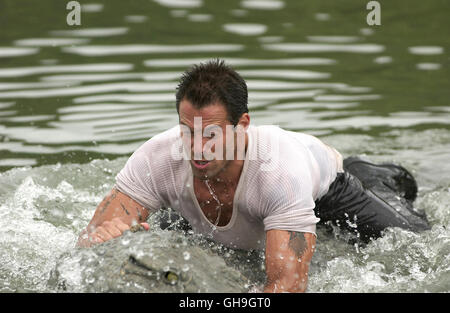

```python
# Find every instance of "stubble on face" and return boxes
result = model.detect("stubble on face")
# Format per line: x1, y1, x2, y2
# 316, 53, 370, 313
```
178, 99, 234, 180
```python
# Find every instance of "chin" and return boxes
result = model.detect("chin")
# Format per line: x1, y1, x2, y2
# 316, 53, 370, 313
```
192, 167, 219, 180
193, 170, 215, 180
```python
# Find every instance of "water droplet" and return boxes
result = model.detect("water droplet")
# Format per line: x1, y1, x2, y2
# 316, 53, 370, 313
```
183, 251, 191, 260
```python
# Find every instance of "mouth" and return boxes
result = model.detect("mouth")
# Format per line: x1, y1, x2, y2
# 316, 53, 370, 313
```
192, 160, 211, 170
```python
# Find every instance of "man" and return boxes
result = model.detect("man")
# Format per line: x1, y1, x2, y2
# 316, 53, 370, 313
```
77, 59, 430, 292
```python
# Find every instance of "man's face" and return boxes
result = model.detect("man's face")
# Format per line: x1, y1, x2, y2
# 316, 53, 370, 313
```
178, 99, 235, 180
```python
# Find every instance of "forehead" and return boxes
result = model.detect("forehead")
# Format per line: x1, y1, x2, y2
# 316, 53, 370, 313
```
179, 99, 229, 126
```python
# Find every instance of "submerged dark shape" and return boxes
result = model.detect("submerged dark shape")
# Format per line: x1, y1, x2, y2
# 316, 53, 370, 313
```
315, 156, 431, 244
48, 230, 250, 293
343, 156, 430, 231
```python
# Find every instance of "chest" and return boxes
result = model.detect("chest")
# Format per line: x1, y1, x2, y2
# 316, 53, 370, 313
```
193, 179, 236, 227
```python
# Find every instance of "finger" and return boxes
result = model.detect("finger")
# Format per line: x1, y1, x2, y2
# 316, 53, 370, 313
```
114, 221, 130, 233
102, 221, 122, 238
140, 222, 150, 231
95, 226, 113, 242
88, 233, 104, 246
111, 218, 131, 233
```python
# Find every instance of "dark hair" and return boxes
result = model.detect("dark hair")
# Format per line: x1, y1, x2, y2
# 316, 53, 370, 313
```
175, 59, 248, 126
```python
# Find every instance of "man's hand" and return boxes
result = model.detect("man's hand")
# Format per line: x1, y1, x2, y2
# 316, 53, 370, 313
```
77, 188, 150, 248
78, 218, 150, 247
264, 229, 316, 293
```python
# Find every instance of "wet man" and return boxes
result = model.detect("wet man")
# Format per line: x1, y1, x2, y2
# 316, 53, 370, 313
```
77, 59, 429, 293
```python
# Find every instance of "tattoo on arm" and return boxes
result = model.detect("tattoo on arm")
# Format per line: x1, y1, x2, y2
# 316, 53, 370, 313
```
135, 206, 142, 221
288, 231, 307, 258
120, 202, 130, 215
100, 189, 117, 214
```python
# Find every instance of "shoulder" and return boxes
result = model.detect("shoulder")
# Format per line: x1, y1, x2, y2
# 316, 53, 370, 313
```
247, 125, 313, 173
245, 126, 315, 201
250, 125, 320, 152
122, 125, 185, 177
131, 126, 183, 163
137, 125, 181, 153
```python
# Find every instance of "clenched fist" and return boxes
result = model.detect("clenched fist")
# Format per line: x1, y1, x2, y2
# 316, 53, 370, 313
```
76, 188, 151, 248
77, 218, 150, 247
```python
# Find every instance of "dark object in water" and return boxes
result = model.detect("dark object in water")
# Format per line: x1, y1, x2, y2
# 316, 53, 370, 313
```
314, 156, 430, 243
129, 223, 145, 233
344, 156, 419, 202
47, 230, 249, 292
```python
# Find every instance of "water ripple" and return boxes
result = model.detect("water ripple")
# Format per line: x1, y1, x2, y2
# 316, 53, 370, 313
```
0, 47, 39, 58
408, 46, 444, 55
0, 82, 177, 99
71, 89, 323, 104
0, 63, 133, 78
153, 0, 203, 8
307, 36, 361, 43
241, 0, 285, 10
187, 14, 213, 22
416, 63, 441, 71
62, 44, 244, 56
0, 81, 80, 91
14, 38, 90, 47
39, 72, 180, 83
239, 69, 330, 79
223, 23, 268, 36
50, 27, 129, 37
144, 57, 336, 67
0, 102, 15, 109
263, 43, 385, 53
81, 3, 104, 13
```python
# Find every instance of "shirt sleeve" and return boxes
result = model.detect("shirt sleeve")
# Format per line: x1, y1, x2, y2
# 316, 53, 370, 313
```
115, 150, 161, 213
259, 167, 320, 236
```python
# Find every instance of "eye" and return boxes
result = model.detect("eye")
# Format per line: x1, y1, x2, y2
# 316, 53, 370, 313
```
203, 133, 215, 139
164, 271, 179, 285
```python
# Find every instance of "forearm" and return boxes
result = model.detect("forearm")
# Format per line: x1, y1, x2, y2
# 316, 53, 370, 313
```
76, 188, 150, 248
264, 230, 315, 293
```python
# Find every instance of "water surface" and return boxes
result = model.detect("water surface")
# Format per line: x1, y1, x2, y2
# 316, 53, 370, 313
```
0, 0, 449, 292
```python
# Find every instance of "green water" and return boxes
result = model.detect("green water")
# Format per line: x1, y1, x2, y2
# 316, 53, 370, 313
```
0, 0, 449, 292
0, 0, 448, 169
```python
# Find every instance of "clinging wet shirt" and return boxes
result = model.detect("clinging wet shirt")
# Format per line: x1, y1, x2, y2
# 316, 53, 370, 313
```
115, 125, 343, 250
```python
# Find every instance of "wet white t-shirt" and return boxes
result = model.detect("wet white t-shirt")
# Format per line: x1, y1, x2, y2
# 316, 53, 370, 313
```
115, 125, 343, 250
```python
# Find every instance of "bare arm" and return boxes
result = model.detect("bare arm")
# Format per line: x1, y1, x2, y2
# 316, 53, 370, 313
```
76, 188, 150, 247
264, 229, 316, 293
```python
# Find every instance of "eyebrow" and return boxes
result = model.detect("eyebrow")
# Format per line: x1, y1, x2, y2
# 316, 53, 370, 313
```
179, 121, 223, 133
179, 121, 193, 131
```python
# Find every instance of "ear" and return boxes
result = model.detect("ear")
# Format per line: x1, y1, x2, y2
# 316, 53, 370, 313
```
236, 113, 250, 131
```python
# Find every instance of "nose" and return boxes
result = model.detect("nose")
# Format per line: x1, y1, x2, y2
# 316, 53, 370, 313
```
191, 136, 214, 160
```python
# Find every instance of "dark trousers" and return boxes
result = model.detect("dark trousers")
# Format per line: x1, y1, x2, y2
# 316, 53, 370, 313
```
314, 156, 430, 243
